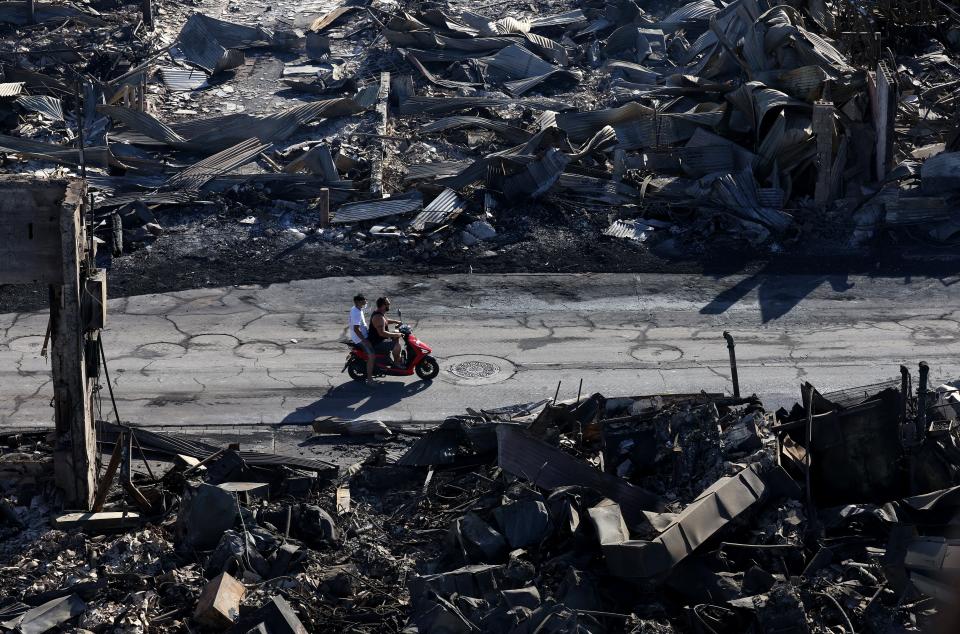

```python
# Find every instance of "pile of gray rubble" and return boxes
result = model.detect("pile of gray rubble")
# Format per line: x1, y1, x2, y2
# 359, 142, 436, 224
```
2, 363, 960, 632
4, 0, 960, 260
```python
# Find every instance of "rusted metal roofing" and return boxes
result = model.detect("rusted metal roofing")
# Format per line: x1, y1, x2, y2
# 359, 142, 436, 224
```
332, 194, 423, 224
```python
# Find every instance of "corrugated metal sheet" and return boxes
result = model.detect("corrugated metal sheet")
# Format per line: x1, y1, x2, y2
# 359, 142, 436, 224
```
0, 82, 24, 98
404, 160, 472, 181
502, 148, 570, 199
332, 194, 423, 224
524, 32, 570, 66
159, 67, 210, 92
162, 138, 269, 191
399, 95, 571, 116
15, 95, 63, 120
604, 219, 656, 241
411, 188, 466, 231
176, 14, 244, 74
605, 61, 657, 83
0, 133, 110, 167
99, 422, 337, 475
422, 115, 531, 143
404, 51, 480, 90
403, 47, 477, 63
660, 0, 720, 30
97, 105, 187, 146
437, 34, 517, 52
485, 44, 558, 78
101, 99, 360, 152
98, 191, 197, 208
557, 101, 653, 143
529, 10, 587, 29
494, 17, 530, 34
191, 13, 273, 48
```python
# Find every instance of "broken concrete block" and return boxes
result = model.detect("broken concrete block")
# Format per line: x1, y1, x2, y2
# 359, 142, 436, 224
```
194, 572, 246, 628
465, 220, 496, 241
922, 152, 960, 195
53, 511, 139, 532
493, 500, 552, 549
178, 483, 238, 550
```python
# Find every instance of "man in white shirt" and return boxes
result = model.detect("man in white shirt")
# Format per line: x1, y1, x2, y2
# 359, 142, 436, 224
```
349, 294, 376, 383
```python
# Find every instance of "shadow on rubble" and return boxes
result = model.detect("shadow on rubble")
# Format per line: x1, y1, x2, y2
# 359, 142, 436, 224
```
279, 378, 432, 423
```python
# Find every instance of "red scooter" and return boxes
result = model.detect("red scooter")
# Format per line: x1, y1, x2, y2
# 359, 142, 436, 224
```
343, 317, 439, 381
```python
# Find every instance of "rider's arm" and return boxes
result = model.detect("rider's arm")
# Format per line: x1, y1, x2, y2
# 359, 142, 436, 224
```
353, 325, 365, 340
373, 315, 401, 339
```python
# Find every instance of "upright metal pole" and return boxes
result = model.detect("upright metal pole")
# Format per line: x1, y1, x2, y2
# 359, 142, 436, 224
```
918, 361, 929, 443
723, 331, 740, 398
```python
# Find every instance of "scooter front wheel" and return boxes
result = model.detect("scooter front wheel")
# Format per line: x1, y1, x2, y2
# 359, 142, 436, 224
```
347, 358, 368, 381
415, 355, 440, 380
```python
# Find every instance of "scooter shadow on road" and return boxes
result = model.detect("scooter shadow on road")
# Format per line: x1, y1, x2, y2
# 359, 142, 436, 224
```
279, 378, 433, 424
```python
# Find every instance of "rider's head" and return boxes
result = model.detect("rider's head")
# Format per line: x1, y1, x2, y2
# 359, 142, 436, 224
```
376, 297, 390, 312
354, 294, 366, 309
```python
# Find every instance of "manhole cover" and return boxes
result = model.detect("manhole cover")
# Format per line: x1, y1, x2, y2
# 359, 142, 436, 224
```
442, 355, 517, 386
450, 360, 500, 379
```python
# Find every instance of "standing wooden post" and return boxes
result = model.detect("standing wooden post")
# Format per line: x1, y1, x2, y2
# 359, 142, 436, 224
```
141, 0, 153, 28
319, 187, 330, 227
0, 177, 99, 510
52, 181, 97, 509
812, 101, 835, 209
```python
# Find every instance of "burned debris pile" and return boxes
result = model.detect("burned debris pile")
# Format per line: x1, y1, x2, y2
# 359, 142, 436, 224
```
3, 0, 960, 267
2, 365, 960, 631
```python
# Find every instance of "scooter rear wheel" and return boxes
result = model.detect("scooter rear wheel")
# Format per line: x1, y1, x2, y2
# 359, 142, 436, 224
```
415, 355, 440, 380
347, 358, 368, 381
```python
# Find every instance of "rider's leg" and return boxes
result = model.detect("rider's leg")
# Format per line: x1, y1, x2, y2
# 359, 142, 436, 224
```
392, 339, 403, 366
362, 340, 375, 378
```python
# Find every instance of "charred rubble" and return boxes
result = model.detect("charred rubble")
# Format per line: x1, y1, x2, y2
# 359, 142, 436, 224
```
3, 0, 960, 269
2, 364, 960, 632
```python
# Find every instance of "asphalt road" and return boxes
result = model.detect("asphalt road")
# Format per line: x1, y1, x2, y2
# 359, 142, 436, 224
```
2, 273, 959, 431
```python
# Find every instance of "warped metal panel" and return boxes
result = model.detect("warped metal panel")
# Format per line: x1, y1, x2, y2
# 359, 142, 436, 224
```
158, 67, 210, 92
162, 138, 270, 191
496, 423, 661, 523
332, 195, 423, 224
15, 95, 63, 120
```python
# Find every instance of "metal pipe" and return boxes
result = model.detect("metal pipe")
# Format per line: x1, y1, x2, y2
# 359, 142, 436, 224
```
918, 361, 929, 442
723, 331, 740, 398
